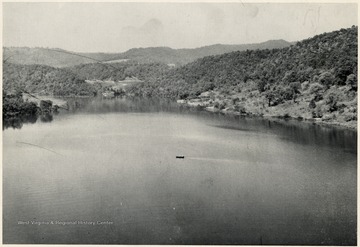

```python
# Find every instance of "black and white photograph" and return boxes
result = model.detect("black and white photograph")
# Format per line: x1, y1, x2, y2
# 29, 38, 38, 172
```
2, 1, 358, 245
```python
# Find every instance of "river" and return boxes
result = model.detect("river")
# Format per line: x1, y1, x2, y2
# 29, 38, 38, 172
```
3, 97, 357, 245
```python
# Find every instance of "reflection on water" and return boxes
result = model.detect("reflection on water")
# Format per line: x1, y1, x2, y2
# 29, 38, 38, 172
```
64, 97, 190, 114
61, 97, 357, 151
3, 97, 357, 245
5, 96, 357, 151
3, 115, 38, 130
211, 115, 357, 152
39, 112, 54, 123
3, 113, 54, 130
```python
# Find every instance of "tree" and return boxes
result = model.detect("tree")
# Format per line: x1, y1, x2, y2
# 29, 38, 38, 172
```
345, 74, 357, 91
256, 79, 267, 92
309, 99, 316, 109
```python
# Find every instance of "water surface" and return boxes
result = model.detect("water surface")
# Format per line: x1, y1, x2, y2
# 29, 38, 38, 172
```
3, 97, 357, 245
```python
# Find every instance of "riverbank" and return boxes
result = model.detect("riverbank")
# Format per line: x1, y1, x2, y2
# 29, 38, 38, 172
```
23, 94, 68, 108
4, 90, 356, 131
3, 92, 70, 129
177, 92, 357, 131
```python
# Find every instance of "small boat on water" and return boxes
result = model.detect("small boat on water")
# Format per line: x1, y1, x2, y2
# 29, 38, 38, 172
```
176, 156, 185, 159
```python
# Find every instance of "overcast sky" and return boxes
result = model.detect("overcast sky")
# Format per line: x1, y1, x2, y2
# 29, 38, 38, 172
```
3, 2, 358, 53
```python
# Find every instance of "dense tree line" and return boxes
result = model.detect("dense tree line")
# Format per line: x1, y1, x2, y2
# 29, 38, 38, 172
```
3, 63, 98, 96
67, 62, 170, 81
3, 90, 38, 119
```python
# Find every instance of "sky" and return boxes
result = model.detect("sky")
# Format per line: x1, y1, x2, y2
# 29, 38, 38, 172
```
3, 2, 358, 53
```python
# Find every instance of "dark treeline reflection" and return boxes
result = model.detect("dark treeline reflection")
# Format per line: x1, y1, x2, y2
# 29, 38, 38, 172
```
208, 114, 357, 153
3, 114, 38, 130
3, 112, 55, 130
63, 96, 191, 114
61, 96, 356, 152
268, 119, 357, 152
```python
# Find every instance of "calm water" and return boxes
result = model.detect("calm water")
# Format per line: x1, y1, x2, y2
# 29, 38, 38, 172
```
3, 97, 357, 245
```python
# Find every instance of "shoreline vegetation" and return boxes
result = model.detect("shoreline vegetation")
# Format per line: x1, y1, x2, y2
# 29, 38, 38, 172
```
2, 91, 67, 129
3, 26, 357, 131
3, 91, 356, 131
177, 97, 357, 131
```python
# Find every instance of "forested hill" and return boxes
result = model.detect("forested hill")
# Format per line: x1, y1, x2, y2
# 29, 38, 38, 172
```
113, 39, 292, 65
3, 63, 97, 96
129, 26, 357, 128
67, 62, 170, 81
3, 47, 120, 68
3, 39, 291, 67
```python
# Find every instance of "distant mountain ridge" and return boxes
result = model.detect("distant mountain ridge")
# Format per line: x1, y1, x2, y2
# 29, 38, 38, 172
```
3, 47, 120, 68
3, 39, 292, 67
102, 39, 293, 65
